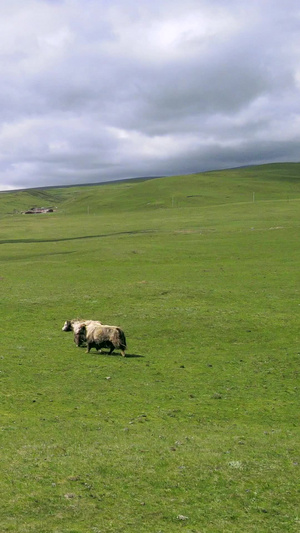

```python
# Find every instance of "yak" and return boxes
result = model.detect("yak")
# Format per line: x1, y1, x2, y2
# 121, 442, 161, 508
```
78, 323, 127, 357
62, 319, 102, 347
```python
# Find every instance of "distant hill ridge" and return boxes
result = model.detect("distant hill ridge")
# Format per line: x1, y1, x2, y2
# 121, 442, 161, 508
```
0, 162, 299, 217
1, 162, 300, 194
1, 175, 165, 194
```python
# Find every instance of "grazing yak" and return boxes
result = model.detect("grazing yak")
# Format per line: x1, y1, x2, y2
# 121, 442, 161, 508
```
78, 323, 127, 357
62, 319, 102, 347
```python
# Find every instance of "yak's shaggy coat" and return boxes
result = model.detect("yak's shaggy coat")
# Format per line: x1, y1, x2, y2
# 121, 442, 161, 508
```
62, 319, 102, 346
79, 323, 127, 357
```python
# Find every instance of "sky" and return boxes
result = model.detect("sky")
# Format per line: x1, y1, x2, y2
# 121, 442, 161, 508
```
0, 0, 300, 191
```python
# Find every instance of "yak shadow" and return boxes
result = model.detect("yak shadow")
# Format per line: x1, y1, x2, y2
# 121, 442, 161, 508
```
76, 345, 144, 358
121, 353, 144, 358
89, 350, 144, 358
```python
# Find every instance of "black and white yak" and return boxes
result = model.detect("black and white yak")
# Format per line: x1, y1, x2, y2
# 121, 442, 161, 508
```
62, 319, 102, 347
77, 323, 127, 357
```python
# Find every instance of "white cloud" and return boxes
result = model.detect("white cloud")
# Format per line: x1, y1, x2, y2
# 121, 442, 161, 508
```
0, 0, 299, 190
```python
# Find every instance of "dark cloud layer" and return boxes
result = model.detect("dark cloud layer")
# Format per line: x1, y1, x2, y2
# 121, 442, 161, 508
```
0, 0, 300, 190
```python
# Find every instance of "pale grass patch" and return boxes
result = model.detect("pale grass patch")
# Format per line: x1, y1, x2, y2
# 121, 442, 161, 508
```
228, 460, 243, 470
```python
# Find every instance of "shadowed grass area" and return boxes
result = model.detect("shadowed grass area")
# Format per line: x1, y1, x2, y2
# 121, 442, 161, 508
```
0, 164, 300, 532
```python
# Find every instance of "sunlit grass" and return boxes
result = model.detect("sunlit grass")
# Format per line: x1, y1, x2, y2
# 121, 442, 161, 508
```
1, 164, 300, 532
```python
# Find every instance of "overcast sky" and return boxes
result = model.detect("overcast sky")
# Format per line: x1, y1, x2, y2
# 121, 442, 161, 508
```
0, 0, 300, 190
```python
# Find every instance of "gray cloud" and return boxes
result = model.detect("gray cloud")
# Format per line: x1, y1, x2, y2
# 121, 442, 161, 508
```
0, 0, 300, 190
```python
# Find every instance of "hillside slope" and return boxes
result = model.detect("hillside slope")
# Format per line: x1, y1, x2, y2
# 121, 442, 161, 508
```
0, 162, 300, 217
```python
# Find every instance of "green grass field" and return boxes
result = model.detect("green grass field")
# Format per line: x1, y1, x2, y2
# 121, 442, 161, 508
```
1, 163, 299, 532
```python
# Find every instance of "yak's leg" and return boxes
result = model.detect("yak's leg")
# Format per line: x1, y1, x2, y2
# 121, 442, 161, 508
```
108, 342, 115, 355
121, 349, 126, 357
96, 342, 105, 353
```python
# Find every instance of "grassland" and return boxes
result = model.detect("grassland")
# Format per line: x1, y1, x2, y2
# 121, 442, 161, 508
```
0, 163, 299, 532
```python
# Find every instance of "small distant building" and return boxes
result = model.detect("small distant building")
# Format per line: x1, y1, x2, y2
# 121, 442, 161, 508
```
23, 207, 54, 214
